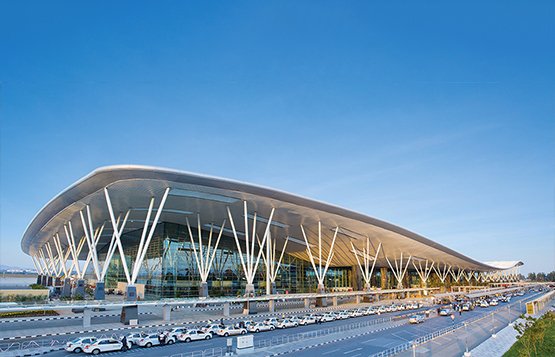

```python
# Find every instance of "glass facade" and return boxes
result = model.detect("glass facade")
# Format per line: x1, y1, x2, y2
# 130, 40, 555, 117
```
104, 222, 353, 300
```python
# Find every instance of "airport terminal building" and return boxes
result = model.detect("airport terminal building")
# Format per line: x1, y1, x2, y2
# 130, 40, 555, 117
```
22, 166, 523, 300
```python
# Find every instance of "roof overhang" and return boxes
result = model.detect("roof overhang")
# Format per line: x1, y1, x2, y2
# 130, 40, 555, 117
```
22, 165, 514, 271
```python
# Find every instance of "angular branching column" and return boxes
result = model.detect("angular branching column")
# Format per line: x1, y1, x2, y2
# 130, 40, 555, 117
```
412, 259, 434, 295
350, 239, 381, 291
300, 222, 339, 294
185, 214, 227, 298
385, 253, 412, 289
432, 264, 451, 285
105, 187, 170, 302
449, 267, 465, 284
258, 232, 289, 295
226, 202, 275, 295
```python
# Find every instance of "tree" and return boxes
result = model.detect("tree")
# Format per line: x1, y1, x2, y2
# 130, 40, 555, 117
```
527, 272, 537, 281
546, 271, 555, 282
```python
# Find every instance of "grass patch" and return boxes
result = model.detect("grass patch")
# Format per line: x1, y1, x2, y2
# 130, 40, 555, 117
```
0, 310, 59, 319
504, 311, 555, 357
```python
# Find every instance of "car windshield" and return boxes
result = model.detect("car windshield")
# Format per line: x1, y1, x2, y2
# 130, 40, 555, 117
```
71, 338, 81, 343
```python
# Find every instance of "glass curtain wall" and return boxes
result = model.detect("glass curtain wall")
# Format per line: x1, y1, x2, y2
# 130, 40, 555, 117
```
104, 222, 353, 299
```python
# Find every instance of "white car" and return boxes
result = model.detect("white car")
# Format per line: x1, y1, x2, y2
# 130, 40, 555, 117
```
216, 325, 247, 337
480, 301, 489, 308
177, 329, 212, 342
365, 307, 377, 315
350, 309, 364, 317
65, 337, 97, 353
299, 315, 317, 325
83, 338, 125, 355
378, 306, 387, 313
335, 311, 350, 320
263, 318, 280, 327
248, 322, 275, 332
320, 313, 336, 322
125, 332, 148, 346
489, 300, 499, 306
439, 308, 452, 316
164, 327, 188, 341
201, 323, 224, 335
276, 319, 298, 328
409, 315, 425, 324
288, 316, 302, 325
137, 333, 164, 347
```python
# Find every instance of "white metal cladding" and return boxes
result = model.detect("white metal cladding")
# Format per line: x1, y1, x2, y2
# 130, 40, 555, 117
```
21, 165, 522, 272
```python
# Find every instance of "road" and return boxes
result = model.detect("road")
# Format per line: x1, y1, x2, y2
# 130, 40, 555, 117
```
15, 305, 427, 356
284, 291, 541, 357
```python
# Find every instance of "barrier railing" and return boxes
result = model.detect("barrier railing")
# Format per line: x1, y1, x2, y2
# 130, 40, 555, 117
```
254, 316, 394, 349
369, 292, 545, 357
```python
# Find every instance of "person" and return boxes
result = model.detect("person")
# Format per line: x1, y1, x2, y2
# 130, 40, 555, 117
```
220, 318, 224, 326
459, 307, 462, 316
437, 307, 441, 315
121, 335, 128, 351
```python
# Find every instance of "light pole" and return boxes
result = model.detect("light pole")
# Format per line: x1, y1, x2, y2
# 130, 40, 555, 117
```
491, 312, 496, 338
464, 322, 471, 356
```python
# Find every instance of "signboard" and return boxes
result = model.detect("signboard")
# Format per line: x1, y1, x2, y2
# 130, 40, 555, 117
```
237, 335, 254, 349
526, 302, 535, 315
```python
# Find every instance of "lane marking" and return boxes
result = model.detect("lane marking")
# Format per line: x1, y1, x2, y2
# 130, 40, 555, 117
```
344, 347, 362, 354
323, 348, 340, 355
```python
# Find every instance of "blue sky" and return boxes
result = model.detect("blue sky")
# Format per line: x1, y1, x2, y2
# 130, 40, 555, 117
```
1, 1, 553, 274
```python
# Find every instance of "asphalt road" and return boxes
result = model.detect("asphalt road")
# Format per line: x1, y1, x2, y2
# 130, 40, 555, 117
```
18, 305, 428, 356
283, 291, 542, 357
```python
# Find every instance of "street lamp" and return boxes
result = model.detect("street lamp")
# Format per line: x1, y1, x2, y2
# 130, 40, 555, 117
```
464, 322, 471, 356
491, 312, 497, 338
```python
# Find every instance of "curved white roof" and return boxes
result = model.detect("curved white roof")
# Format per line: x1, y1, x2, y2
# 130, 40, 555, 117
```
22, 165, 522, 272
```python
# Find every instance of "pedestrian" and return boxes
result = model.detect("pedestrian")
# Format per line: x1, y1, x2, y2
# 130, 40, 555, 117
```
220, 318, 224, 326
121, 335, 128, 351
459, 308, 462, 316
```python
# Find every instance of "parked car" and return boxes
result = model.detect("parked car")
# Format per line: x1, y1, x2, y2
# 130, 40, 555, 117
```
177, 329, 212, 342
349, 309, 364, 317
439, 308, 452, 316
137, 333, 163, 347
480, 301, 489, 308
83, 338, 125, 355
299, 315, 318, 325
489, 299, 499, 306
263, 318, 280, 327
288, 316, 302, 325
248, 322, 275, 333
276, 319, 298, 328
335, 311, 350, 320
201, 323, 224, 335
320, 313, 336, 322
216, 325, 247, 337
163, 327, 188, 342
364, 307, 377, 315
462, 303, 471, 311
409, 315, 425, 324
125, 332, 148, 346
66, 337, 97, 353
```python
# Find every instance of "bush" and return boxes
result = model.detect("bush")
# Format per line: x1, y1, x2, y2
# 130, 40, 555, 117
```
29, 284, 46, 289
0, 310, 58, 319
507, 312, 555, 357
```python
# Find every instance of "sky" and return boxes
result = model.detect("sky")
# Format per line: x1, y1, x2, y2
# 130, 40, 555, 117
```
1, 1, 554, 274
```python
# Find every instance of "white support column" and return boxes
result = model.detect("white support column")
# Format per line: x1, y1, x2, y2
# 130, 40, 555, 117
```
79, 206, 103, 281
185, 214, 227, 296
226, 202, 275, 295
80, 224, 105, 279
412, 259, 434, 287
450, 267, 464, 283
259, 232, 289, 295
129, 187, 170, 285
38, 248, 52, 276
432, 264, 451, 284
385, 253, 412, 289
100, 212, 129, 281
104, 188, 134, 284
300, 222, 339, 293
31, 255, 43, 275
351, 239, 381, 290
64, 223, 81, 277
53, 234, 68, 278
